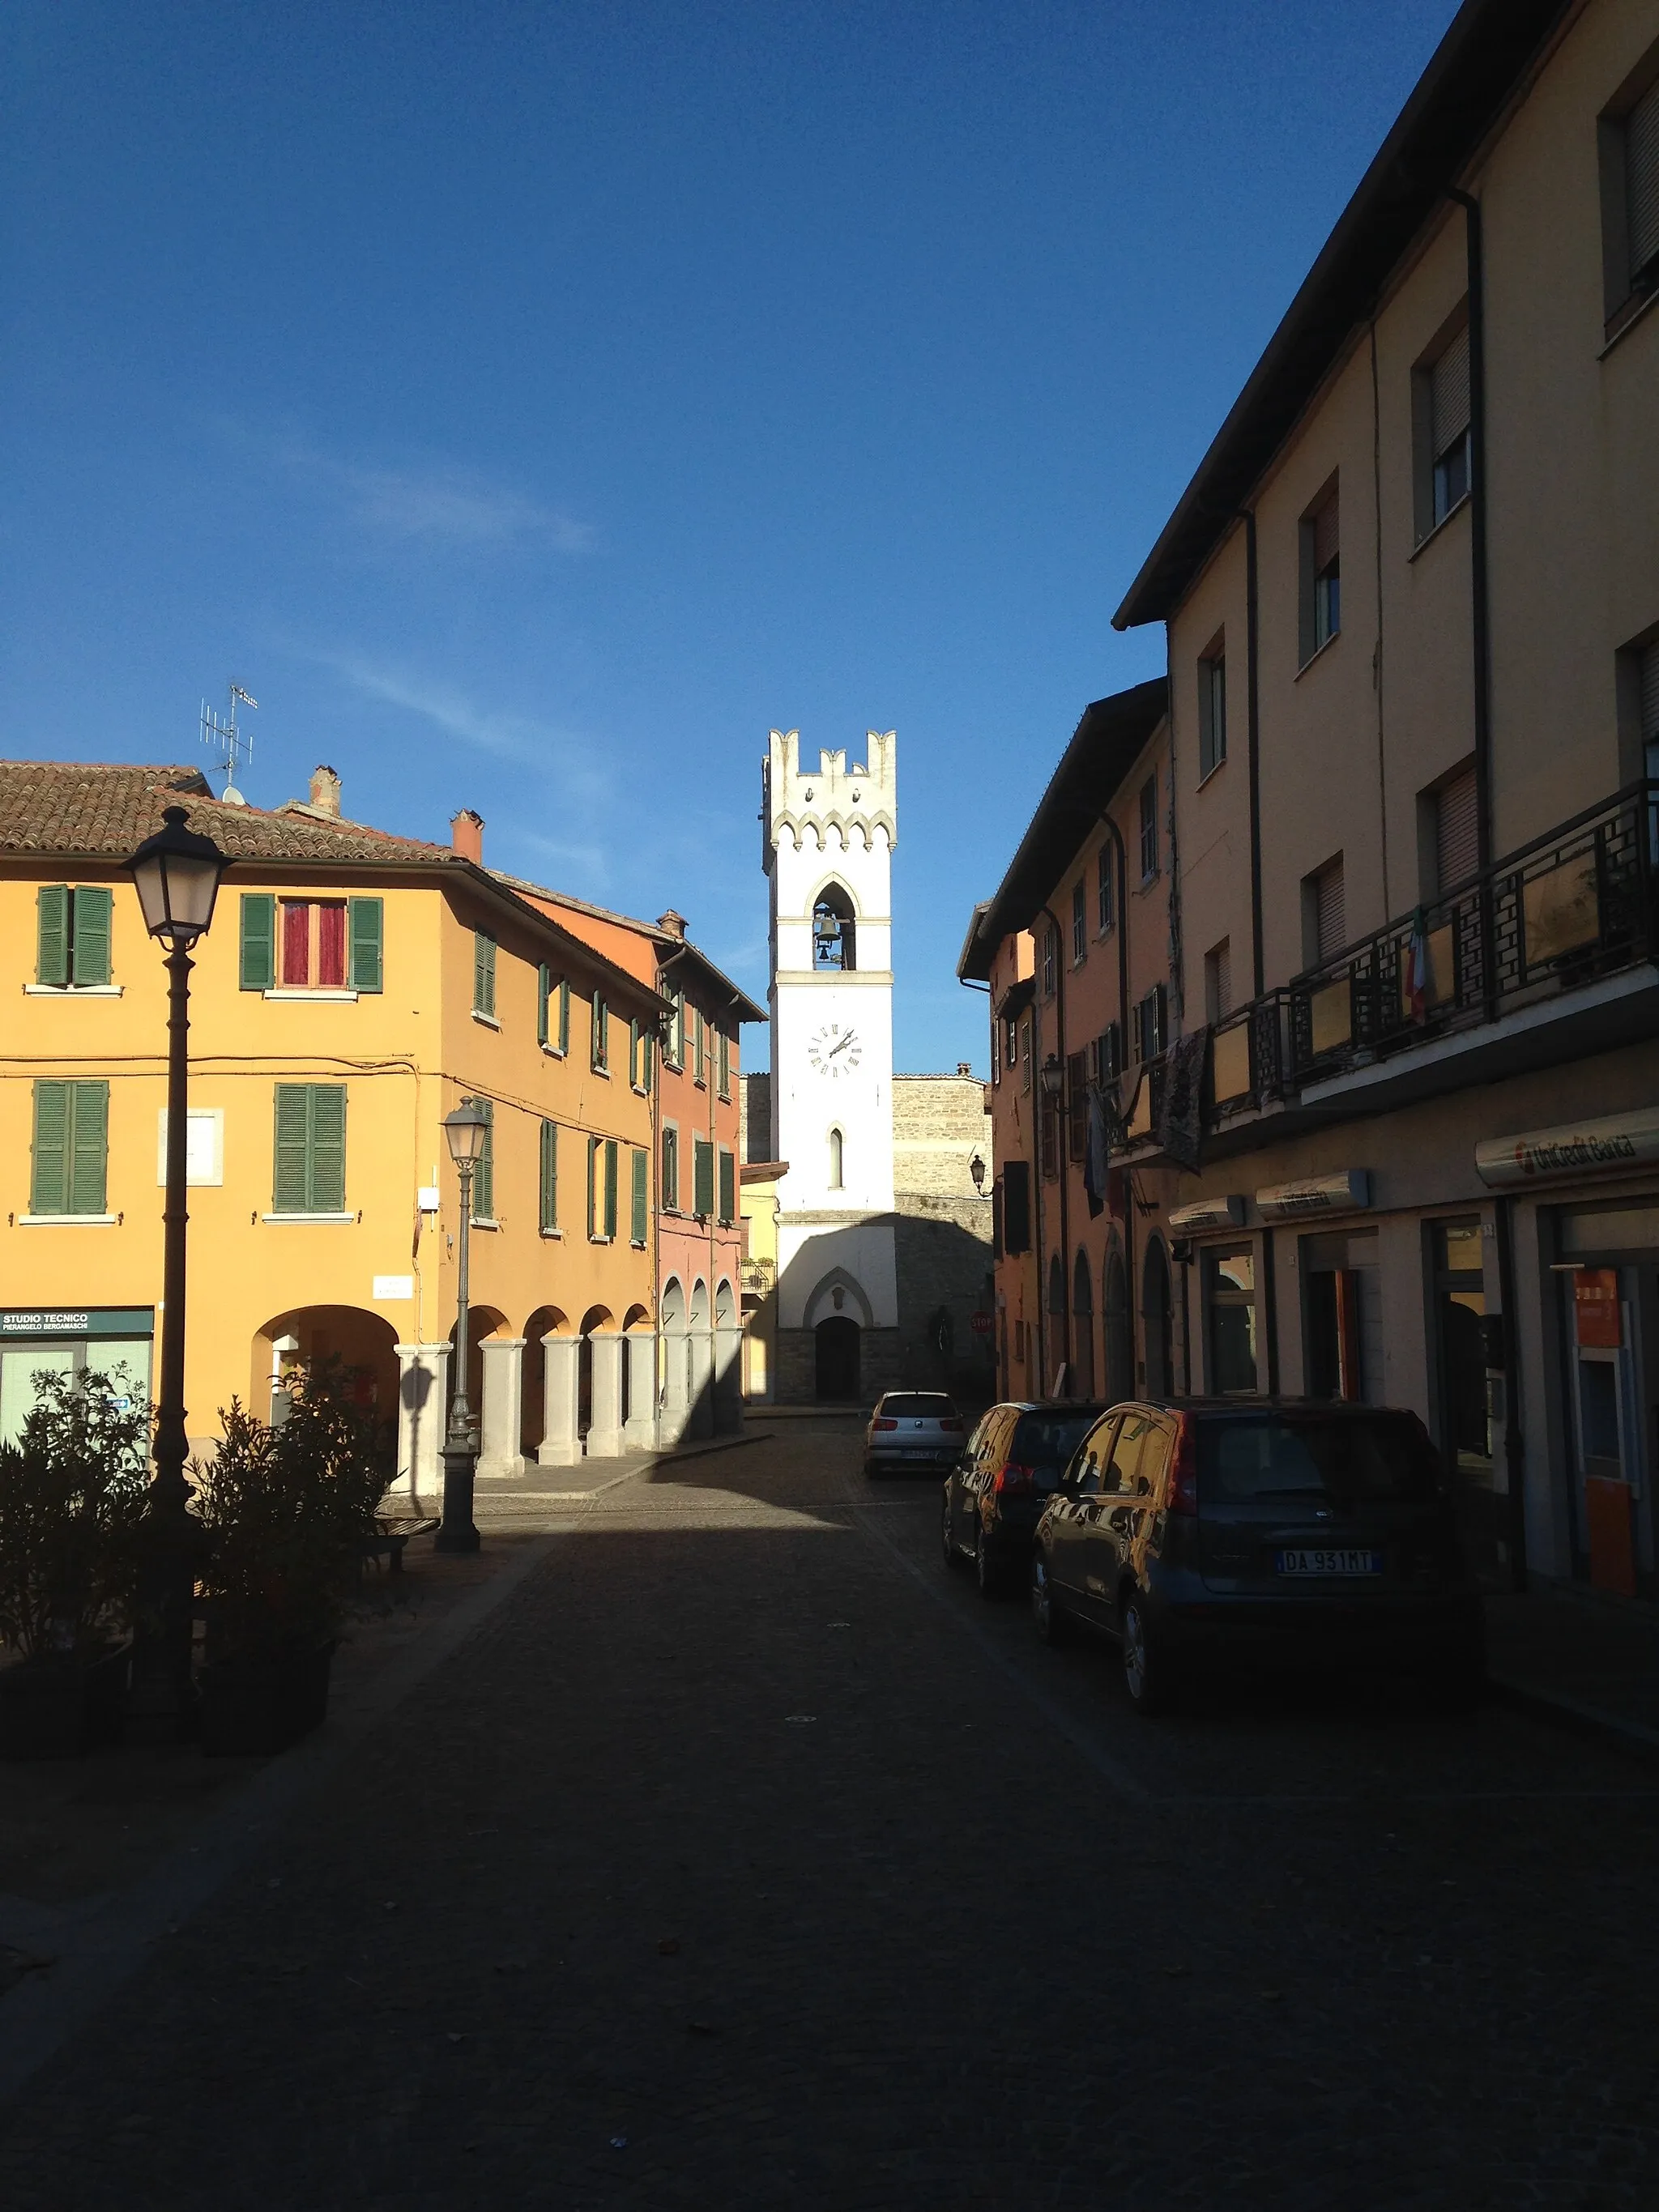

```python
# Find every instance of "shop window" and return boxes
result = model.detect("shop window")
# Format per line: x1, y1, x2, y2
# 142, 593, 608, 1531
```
1205, 1244, 1258, 1395
1432, 1217, 1495, 1484
1303, 1229, 1381, 1401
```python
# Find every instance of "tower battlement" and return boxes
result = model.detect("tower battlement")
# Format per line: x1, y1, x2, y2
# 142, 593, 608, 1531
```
764, 727, 897, 860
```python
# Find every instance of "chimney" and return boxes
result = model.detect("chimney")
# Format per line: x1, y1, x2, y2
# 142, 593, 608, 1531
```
309, 765, 342, 818
957, 1061, 972, 1077
450, 808, 484, 864
657, 909, 687, 940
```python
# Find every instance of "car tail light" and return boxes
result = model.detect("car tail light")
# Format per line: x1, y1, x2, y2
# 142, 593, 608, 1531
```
873, 1417, 898, 1431
996, 1462, 1037, 1498
1167, 1417, 1199, 1516
940, 1417, 965, 1433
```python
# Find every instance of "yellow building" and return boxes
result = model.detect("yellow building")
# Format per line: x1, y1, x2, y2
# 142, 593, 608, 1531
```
0, 761, 667, 1504
736, 1071, 784, 1400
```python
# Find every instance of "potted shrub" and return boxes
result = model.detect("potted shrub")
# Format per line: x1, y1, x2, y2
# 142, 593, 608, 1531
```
193, 1363, 387, 1756
0, 1365, 151, 1758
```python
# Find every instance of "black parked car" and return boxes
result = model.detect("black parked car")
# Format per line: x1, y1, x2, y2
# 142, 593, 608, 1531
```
943, 1401, 1109, 1597
1030, 1398, 1485, 1715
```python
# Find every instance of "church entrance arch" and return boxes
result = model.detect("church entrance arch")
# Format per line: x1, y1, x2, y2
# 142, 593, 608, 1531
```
815, 1315, 861, 1401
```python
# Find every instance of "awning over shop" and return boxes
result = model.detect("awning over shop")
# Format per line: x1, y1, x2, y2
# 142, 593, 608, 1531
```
1474, 1107, 1659, 1189
1256, 1170, 1371, 1221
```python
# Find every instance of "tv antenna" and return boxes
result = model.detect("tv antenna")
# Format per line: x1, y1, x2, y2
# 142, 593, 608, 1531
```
201, 682, 257, 803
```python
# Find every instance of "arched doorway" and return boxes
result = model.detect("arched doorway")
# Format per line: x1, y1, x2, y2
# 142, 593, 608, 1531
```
1071, 1251, 1095, 1399
1104, 1249, 1132, 1404
253, 1304, 399, 1461
1142, 1239, 1174, 1398
816, 1315, 860, 1400
521, 1305, 568, 1459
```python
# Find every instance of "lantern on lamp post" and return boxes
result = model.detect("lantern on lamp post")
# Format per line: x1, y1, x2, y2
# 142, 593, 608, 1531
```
436, 1097, 489, 1554
126, 804, 229, 1728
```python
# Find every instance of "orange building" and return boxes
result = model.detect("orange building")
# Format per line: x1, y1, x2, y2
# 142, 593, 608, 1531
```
0, 761, 665, 1503
493, 881, 765, 1443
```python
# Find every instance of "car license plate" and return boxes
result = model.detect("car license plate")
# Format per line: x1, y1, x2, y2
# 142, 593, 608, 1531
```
1276, 1548, 1383, 1576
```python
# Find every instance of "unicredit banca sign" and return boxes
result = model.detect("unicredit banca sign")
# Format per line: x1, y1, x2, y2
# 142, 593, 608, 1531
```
1474, 1107, 1659, 1188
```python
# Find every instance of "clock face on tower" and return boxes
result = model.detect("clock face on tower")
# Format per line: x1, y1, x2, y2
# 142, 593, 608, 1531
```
808, 1021, 862, 1078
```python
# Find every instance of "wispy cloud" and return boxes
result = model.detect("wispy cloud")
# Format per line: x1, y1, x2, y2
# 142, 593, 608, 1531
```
274, 433, 592, 552
314, 647, 611, 808
512, 829, 613, 889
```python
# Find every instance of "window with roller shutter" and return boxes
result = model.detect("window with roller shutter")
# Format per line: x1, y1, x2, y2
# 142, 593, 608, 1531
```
1435, 765, 1479, 894
1604, 70, 1659, 321
1430, 325, 1471, 526
1300, 482, 1341, 662
1641, 640, 1659, 764
30, 1080, 109, 1215
1303, 856, 1346, 966
271, 1085, 347, 1214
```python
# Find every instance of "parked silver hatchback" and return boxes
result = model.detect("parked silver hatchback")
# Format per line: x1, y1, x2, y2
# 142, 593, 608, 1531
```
864, 1391, 965, 1477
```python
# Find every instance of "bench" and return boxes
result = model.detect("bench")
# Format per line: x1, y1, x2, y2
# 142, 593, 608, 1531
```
358, 1516, 440, 1580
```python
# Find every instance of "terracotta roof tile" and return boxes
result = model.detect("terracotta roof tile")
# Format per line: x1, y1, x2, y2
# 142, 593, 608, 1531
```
0, 760, 453, 867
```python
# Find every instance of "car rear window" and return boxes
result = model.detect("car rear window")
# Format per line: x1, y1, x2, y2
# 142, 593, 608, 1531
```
880, 1394, 955, 1419
1197, 1413, 1442, 1509
1010, 1409, 1101, 1473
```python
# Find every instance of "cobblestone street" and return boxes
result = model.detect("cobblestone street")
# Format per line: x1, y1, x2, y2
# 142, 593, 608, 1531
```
2, 1423, 1657, 2210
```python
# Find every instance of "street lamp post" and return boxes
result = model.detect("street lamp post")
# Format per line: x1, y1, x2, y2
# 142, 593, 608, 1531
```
436, 1098, 488, 1554
126, 804, 229, 1728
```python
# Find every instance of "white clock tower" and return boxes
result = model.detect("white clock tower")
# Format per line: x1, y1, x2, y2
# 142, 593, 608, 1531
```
763, 727, 900, 1402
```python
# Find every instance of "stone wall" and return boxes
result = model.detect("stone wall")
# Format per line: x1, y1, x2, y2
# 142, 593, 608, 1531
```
743, 1070, 773, 1164
892, 1072, 991, 1200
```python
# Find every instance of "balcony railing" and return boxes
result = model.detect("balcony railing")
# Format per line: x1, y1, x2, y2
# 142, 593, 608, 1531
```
1200, 781, 1657, 1127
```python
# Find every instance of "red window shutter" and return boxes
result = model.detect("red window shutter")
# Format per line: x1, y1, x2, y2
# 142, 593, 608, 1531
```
318, 902, 347, 987
281, 901, 311, 986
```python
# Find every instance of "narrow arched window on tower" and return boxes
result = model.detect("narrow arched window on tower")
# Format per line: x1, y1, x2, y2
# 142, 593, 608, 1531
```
829, 1127, 844, 1189
812, 884, 856, 970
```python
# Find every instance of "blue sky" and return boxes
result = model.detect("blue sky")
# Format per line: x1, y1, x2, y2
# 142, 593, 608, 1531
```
2, 0, 1459, 1072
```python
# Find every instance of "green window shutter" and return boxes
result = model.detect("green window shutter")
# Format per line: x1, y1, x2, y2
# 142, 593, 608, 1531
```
558, 978, 570, 1052
719, 1147, 736, 1227
30, 1080, 70, 1213
272, 1085, 312, 1212
641, 1028, 653, 1094
603, 1138, 619, 1239
71, 887, 113, 987
629, 1018, 640, 1088
240, 894, 276, 991
348, 898, 383, 992
473, 933, 497, 1017
36, 888, 70, 987
539, 1119, 558, 1232
459, 1095, 493, 1221
586, 1136, 599, 1237
718, 1028, 731, 1097
68, 1080, 109, 1214
693, 1137, 714, 1219
592, 994, 608, 1070
663, 1126, 677, 1210
631, 1145, 648, 1243
309, 1085, 347, 1213
537, 964, 550, 1047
